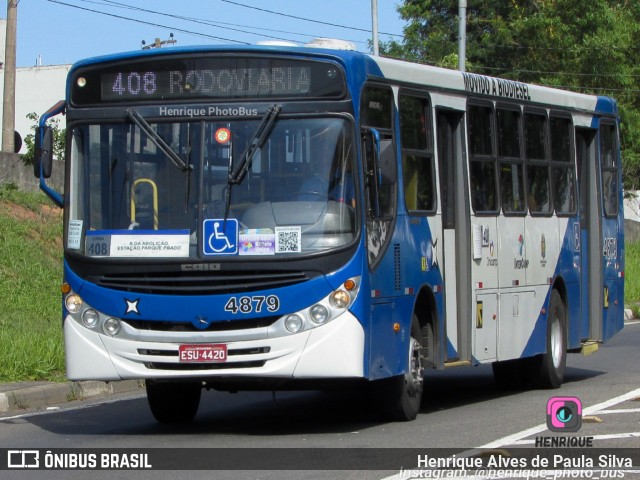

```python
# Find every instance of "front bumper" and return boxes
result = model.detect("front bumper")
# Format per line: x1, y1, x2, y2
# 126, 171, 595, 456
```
64, 310, 365, 382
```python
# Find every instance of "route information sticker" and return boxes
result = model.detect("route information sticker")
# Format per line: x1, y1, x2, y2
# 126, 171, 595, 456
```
85, 230, 190, 258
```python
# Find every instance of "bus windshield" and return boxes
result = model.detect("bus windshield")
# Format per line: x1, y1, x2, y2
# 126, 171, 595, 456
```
68, 116, 358, 259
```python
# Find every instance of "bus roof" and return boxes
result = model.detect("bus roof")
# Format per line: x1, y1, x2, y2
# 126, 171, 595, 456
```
68, 43, 616, 116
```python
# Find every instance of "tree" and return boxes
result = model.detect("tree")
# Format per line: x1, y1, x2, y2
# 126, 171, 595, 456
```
21, 112, 66, 166
382, 0, 640, 189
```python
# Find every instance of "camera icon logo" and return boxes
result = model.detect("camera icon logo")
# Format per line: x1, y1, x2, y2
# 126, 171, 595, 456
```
546, 396, 582, 432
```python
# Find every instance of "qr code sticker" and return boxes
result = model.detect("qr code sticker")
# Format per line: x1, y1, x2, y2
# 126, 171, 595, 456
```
275, 226, 302, 253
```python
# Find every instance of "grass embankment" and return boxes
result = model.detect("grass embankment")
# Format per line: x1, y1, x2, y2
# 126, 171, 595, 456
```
0, 183, 639, 382
625, 241, 640, 317
0, 184, 64, 382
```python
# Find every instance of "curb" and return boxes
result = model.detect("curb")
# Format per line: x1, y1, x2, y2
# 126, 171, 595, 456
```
0, 380, 145, 414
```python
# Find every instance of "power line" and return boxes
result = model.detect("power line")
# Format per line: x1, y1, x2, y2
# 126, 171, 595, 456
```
82, 0, 320, 45
393, 34, 637, 53
536, 85, 640, 94
219, 0, 402, 38
478, 65, 640, 79
58, 0, 374, 48
46, 0, 251, 44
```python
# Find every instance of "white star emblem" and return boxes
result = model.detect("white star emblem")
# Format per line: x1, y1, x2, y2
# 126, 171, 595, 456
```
125, 298, 140, 315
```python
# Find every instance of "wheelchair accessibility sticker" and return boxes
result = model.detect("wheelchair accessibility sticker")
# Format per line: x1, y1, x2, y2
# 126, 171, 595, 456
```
203, 219, 238, 255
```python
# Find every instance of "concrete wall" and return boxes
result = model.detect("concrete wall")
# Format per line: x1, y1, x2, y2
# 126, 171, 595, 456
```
625, 219, 640, 244
0, 152, 64, 193
624, 191, 640, 243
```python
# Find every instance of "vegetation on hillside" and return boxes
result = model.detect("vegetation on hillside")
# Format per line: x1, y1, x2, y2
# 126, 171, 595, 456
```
0, 184, 64, 382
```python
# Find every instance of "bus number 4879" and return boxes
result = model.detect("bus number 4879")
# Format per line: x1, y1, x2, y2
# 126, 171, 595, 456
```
224, 295, 280, 315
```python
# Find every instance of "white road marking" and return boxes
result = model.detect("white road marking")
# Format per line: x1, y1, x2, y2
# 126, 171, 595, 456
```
595, 408, 640, 414
381, 387, 640, 480
480, 386, 640, 448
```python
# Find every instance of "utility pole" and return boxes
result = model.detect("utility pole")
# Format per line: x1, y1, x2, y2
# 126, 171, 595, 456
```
142, 33, 176, 50
2, 0, 17, 153
371, 0, 379, 56
458, 0, 467, 72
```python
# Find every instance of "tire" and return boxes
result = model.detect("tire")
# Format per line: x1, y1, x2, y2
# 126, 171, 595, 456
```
537, 289, 567, 388
146, 380, 202, 423
377, 315, 424, 421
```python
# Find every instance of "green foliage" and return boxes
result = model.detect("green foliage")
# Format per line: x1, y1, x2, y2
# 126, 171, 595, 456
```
21, 111, 66, 166
625, 240, 640, 309
0, 185, 64, 381
382, 0, 640, 189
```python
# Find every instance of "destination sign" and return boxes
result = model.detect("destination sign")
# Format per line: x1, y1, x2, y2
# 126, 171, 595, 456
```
71, 56, 346, 105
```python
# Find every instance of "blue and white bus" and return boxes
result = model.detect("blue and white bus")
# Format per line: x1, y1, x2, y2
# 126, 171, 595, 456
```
35, 39, 624, 422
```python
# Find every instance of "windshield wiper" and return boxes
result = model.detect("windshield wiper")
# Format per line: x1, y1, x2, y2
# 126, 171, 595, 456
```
126, 109, 192, 172
228, 104, 281, 185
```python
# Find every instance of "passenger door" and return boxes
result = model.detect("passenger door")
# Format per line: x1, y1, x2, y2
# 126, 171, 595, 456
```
576, 121, 624, 342
436, 109, 472, 364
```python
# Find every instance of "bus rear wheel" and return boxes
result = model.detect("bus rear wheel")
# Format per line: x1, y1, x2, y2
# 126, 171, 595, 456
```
378, 316, 424, 421
536, 289, 567, 388
146, 380, 202, 423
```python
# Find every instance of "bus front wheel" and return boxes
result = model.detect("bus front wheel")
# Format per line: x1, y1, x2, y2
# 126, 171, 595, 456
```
146, 380, 202, 423
377, 315, 424, 421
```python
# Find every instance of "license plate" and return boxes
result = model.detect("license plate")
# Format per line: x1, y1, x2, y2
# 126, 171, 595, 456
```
178, 344, 227, 363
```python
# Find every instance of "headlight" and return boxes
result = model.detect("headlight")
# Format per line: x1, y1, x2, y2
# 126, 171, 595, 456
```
284, 314, 303, 333
65, 293, 83, 314
276, 276, 360, 335
82, 309, 99, 328
103, 317, 121, 336
309, 304, 329, 324
330, 290, 350, 309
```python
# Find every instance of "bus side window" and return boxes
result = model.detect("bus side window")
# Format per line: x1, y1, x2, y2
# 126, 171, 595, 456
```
399, 94, 435, 214
600, 123, 619, 218
361, 85, 397, 220
497, 107, 526, 215
524, 112, 552, 215
550, 115, 577, 216
361, 84, 397, 268
468, 104, 498, 213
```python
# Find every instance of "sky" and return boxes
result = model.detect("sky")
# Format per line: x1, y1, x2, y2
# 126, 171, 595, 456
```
12, 0, 406, 67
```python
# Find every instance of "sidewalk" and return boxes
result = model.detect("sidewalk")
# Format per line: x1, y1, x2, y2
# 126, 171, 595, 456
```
0, 380, 145, 414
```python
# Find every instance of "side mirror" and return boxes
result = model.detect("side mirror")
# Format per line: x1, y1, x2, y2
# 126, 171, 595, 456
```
34, 126, 53, 179
377, 138, 395, 185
